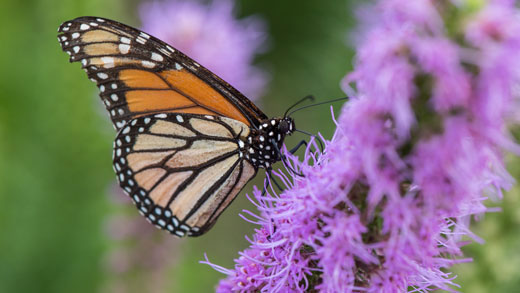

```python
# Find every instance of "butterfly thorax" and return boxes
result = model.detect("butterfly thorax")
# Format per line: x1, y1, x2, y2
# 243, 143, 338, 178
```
239, 117, 295, 169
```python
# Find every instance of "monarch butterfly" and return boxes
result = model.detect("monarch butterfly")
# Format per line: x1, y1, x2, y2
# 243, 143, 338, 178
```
57, 16, 296, 237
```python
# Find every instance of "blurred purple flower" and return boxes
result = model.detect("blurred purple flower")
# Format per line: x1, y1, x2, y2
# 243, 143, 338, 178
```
140, 0, 269, 100
204, 0, 520, 291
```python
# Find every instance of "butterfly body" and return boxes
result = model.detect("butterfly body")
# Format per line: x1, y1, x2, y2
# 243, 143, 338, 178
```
241, 117, 295, 169
58, 16, 294, 237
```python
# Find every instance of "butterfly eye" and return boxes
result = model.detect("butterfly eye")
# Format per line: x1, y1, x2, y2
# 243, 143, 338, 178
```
279, 120, 289, 134
279, 118, 294, 134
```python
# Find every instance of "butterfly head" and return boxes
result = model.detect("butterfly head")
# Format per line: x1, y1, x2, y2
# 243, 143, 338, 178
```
279, 117, 295, 136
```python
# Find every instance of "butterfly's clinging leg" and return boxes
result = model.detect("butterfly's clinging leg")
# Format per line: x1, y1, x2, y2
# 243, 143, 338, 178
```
294, 129, 325, 153
289, 139, 308, 154
269, 139, 304, 177
260, 169, 283, 196
268, 169, 285, 192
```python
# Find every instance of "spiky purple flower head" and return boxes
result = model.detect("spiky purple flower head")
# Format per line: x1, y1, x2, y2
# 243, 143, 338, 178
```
140, 0, 269, 100
204, 0, 520, 291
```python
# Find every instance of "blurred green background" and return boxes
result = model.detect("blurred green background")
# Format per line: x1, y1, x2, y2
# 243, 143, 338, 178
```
0, 0, 518, 292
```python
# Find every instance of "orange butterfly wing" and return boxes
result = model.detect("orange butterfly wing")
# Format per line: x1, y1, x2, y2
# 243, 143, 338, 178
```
57, 16, 267, 130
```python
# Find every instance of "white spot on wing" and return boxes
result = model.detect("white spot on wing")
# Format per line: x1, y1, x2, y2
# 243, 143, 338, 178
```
101, 57, 115, 68
97, 72, 108, 79
80, 24, 90, 30
175, 63, 183, 70
121, 37, 131, 44
136, 36, 146, 44
142, 60, 155, 68
119, 44, 130, 54
73, 46, 80, 53
151, 52, 163, 62
72, 32, 80, 39
176, 115, 184, 123
155, 113, 167, 118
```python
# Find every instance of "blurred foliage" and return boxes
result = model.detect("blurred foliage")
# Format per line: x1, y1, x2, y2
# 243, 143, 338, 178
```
0, 0, 518, 292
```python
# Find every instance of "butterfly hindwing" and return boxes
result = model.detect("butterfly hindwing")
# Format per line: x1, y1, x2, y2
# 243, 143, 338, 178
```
57, 16, 267, 130
114, 113, 257, 236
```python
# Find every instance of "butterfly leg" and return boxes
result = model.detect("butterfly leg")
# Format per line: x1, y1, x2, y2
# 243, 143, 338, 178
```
289, 139, 308, 154
268, 170, 285, 192
293, 129, 325, 153
261, 169, 284, 196
269, 139, 305, 177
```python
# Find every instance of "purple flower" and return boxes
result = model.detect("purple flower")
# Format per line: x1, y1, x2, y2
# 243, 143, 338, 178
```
140, 0, 269, 100
204, 0, 520, 291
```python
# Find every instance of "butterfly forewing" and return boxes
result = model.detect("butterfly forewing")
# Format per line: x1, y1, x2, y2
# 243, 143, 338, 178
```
114, 113, 257, 236
57, 16, 267, 130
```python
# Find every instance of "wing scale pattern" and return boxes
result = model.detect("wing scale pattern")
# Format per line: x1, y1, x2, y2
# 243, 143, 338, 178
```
113, 113, 257, 236
57, 16, 267, 130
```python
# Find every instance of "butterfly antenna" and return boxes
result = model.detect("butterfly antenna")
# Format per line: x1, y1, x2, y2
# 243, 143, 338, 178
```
286, 96, 349, 117
284, 95, 316, 118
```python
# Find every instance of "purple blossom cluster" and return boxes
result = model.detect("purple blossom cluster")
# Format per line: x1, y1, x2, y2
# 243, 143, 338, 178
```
204, 0, 520, 291
140, 0, 269, 100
